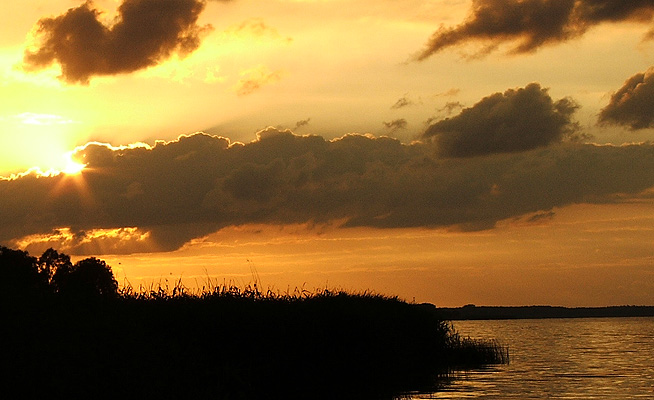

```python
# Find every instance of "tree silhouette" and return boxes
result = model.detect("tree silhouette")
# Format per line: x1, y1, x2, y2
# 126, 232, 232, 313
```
52, 257, 118, 299
0, 246, 46, 298
37, 248, 72, 287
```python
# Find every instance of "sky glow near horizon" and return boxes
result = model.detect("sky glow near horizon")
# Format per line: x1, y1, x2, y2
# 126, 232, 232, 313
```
2, 0, 654, 306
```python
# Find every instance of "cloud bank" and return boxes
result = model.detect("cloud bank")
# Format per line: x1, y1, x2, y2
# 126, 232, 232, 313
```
599, 67, 654, 130
422, 83, 579, 157
23, 0, 219, 84
416, 0, 654, 60
2, 127, 654, 255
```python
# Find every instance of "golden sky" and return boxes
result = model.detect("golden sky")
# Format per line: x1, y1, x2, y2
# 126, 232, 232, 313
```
2, 0, 654, 306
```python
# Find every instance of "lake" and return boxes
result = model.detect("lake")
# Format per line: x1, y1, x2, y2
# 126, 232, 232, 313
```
406, 317, 654, 399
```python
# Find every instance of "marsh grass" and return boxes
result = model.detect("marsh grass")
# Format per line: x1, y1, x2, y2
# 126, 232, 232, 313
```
446, 333, 510, 367
4, 278, 507, 400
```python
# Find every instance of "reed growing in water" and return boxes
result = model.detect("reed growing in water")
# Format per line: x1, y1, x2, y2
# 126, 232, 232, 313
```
1, 247, 507, 399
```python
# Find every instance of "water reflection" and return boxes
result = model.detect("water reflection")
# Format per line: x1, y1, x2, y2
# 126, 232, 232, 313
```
406, 317, 654, 399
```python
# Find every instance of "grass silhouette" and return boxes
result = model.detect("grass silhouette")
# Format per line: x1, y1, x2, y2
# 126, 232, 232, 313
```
1, 247, 507, 399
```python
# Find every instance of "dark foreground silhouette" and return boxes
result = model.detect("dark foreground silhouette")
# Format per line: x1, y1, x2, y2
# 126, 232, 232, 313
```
1, 246, 506, 399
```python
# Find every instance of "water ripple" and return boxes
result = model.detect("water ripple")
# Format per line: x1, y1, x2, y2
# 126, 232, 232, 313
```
407, 317, 654, 399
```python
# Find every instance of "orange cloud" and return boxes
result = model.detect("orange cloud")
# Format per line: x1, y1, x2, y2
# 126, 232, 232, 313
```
234, 66, 284, 96
225, 18, 293, 43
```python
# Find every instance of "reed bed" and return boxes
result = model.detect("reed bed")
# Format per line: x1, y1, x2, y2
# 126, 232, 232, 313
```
4, 278, 508, 399
447, 334, 510, 367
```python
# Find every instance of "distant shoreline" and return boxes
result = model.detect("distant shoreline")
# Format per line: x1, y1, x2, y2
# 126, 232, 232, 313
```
428, 304, 654, 320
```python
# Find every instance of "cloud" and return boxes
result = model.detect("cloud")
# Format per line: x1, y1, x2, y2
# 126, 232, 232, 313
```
294, 118, 311, 130
22, 0, 220, 84
435, 88, 461, 97
415, 0, 654, 60
383, 119, 408, 132
15, 113, 76, 126
234, 65, 284, 96
13, 227, 156, 257
437, 101, 464, 116
598, 67, 654, 130
422, 83, 579, 157
225, 18, 293, 43
391, 95, 413, 110
525, 210, 556, 224
1, 129, 654, 255
577, 0, 654, 23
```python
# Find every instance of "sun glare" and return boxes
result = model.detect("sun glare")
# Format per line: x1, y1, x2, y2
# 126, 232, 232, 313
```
62, 152, 86, 175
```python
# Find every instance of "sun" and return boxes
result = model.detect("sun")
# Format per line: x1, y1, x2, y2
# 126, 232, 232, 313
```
61, 152, 86, 175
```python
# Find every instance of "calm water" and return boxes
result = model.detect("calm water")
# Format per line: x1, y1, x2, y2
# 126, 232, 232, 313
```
409, 317, 654, 399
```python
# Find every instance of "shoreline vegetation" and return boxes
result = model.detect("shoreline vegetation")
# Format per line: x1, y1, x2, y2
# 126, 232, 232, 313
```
1, 246, 507, 399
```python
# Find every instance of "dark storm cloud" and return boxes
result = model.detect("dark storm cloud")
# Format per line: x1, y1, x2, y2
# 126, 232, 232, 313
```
598, 67, 654, 130
2, 130, 654, 255
22, 0, 223, 84
416, 0, 654, 60
422, 83, 579, 157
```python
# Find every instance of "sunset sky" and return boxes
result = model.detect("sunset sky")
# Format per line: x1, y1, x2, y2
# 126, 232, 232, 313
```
2, 0, 654, 306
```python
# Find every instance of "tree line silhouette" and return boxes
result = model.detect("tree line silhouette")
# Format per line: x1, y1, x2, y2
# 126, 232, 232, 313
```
0, 246, 117, 300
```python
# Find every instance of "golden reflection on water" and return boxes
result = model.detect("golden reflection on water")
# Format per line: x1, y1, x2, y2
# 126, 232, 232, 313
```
409, 317, 654, 399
